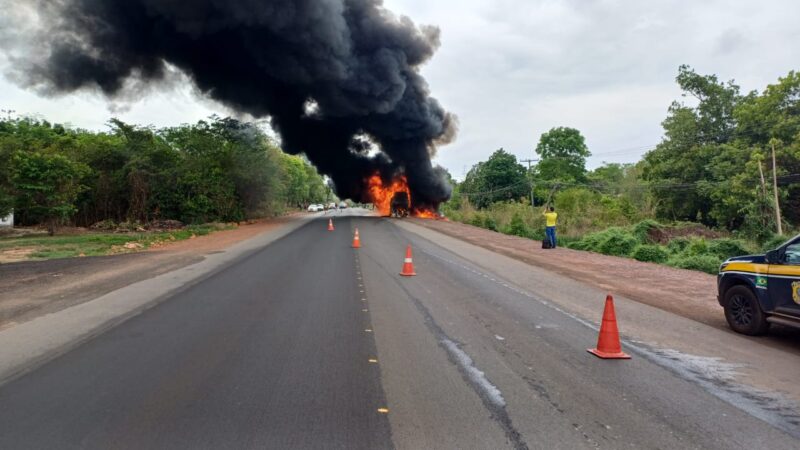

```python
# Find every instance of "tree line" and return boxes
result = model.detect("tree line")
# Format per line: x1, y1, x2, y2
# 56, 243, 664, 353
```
448, 66, 800, 243
0, 116, 329, 234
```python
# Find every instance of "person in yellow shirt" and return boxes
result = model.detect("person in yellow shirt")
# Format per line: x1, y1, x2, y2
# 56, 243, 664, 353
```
543, 206, 558, 248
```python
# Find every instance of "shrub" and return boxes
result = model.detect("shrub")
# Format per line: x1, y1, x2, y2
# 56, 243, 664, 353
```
667, 255, 722, 274
566, 240, 586, 250
683, 237, 709, 256
502, 211, 533, 238
707, 238, 751, 260
597, 228, 639, 256
469, 213, 485, 228
667, 237, 690, 254
631, 244, 670, 263
568, 231, 605, 252
761, 234, 791, 252
90, 219, 117, 230
632, 219, 662, 244
483, 216, 498, 231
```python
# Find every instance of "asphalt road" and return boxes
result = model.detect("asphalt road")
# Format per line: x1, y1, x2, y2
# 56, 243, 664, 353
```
0, 213, 798, 449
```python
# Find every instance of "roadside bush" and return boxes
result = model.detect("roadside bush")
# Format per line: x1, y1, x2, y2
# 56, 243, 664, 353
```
90, 219, 117, 230
667, 237, 690, 254
631, 244, 669, 263
707, 238, 751, 260
683, 237, 709, 256
469, 213, 485, 228
667, 255, 722, 274
567, 231, 605, 252
483, 216, 498, 232
761, 234, 791, 252
116, 221, 146, 232
597, 228, 639, 256
502, 211, 534, 238
632, 219, 662, 244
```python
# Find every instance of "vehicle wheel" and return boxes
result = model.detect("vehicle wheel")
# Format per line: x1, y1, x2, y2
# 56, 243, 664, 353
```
723, 285, 770, 335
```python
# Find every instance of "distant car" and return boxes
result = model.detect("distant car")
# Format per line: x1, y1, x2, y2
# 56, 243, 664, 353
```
307, 204, 319, 212
718, 233, 800, 335
328, 202, 337, 210
339, 202, 348, 209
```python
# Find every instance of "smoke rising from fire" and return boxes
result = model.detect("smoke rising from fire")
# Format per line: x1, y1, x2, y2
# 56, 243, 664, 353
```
3, 0, 455, 208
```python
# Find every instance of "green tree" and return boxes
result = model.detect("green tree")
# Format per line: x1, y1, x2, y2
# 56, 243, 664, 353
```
642, 66, 743, 225
535, 127, 590, 182
0, 145, 13, 218
281, 154, 311, 207
462, 148, 528, 208
303, 162, 327, 204
674, 64, 741, 143
735, 72, 800, 225
11, 151, 87, 235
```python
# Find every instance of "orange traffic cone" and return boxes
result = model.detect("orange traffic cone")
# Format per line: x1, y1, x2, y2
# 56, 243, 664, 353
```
587, 295, 631, 359
352, 228, 361, 248
399, 245, 416, 276
328, 218, 334, 231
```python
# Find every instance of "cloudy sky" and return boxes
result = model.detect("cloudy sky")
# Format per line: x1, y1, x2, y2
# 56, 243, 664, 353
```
1, 0, 799, 179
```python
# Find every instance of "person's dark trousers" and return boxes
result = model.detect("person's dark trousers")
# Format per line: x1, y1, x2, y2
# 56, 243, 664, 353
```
545, 226, 557, 248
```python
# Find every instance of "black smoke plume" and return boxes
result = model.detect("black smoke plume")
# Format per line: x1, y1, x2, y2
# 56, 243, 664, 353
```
6, 0, 455, 208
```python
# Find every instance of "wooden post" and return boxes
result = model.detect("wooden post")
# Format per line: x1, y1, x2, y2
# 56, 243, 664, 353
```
757, 160, 769, 228
521, 158, 538, 207
771, 142, 783, 236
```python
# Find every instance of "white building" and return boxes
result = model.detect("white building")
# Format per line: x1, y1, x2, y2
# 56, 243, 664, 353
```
0, 211, 13, 227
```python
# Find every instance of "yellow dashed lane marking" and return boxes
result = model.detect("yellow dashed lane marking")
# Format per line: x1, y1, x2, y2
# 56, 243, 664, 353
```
362, 309, 369, 312
365, 329, 373, 332
377, 408, 389, 414
368, 358, 378, 363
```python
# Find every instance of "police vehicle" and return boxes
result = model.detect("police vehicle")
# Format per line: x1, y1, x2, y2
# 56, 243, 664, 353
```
718, 234, 800, 335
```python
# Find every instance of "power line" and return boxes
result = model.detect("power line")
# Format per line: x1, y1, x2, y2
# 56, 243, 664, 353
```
554, 128, 797, 160
457, 173, 800, 197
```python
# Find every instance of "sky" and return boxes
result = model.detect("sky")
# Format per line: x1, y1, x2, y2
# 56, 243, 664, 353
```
1, 0, 799, 180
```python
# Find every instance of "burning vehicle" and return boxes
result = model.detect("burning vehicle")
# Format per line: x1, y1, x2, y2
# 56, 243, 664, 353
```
365, 173, 443, 219
390, 192, 410, 218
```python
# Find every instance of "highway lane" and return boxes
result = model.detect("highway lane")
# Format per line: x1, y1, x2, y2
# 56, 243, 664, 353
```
0, 213, 798, 449
0, 216, 391, 449
355, 217, 799, 449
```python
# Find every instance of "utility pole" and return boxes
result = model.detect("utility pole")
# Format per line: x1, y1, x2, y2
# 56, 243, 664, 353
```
520, 158, 539, 207
771, 141, 783, 235
757, 159, 769, 228
757, 160, 768, 199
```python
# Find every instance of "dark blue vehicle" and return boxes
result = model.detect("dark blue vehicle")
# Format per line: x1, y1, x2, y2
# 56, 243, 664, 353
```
718, 234, 800, 335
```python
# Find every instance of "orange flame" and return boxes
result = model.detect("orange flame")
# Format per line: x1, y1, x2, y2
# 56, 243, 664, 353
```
413, 209, 438, 219
365, 173, 441, 219
367, 174, 410, 216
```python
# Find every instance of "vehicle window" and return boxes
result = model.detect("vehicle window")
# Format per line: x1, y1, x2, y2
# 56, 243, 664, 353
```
785, 243, 800, 264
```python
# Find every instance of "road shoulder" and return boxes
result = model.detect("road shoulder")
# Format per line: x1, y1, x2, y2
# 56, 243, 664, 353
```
0, 217, 301, 329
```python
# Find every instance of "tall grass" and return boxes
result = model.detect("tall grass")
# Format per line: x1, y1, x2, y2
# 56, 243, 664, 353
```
0, 224, 232, 260
441, 187, 783, 274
